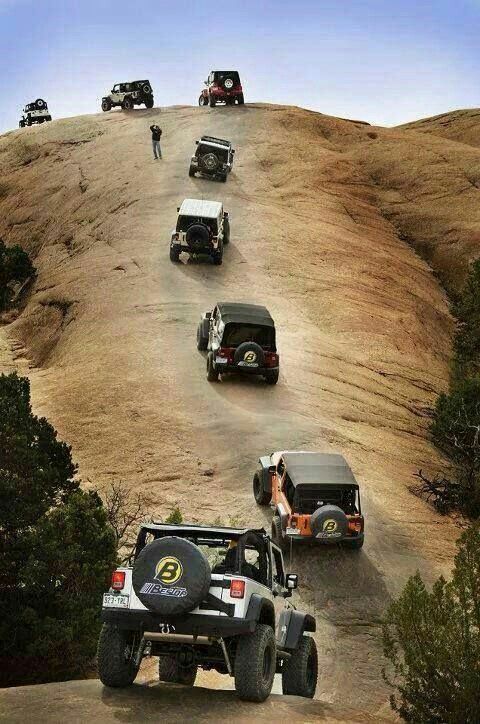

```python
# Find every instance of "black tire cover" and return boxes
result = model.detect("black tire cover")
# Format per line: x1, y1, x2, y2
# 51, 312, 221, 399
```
36, 98, 46, 108
200, 153, 219, 172
143, 83, 152, 94
132, 537, 211, 616
234, 341, 265, 368
310, 505, 347, 540
186, 223, 210, 250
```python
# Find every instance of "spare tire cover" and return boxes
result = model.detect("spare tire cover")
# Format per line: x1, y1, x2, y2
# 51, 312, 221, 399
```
234, 341, 265, 368
310, 504, 347, 540
132, 537, 211, 616
200, 153, 219, 172
186, 223, 210, 250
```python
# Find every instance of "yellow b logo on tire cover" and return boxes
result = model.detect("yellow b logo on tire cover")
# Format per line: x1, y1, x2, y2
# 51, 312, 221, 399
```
244, 351, 256, 363
154, 556, 183, 585
323, 519, 337, 533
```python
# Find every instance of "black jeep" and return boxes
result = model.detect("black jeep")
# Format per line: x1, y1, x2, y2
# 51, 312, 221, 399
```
197, 302, 279, 384
189, 136, 235, 183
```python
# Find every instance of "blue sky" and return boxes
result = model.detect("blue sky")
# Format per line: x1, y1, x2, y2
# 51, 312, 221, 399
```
0, 0, 479, 133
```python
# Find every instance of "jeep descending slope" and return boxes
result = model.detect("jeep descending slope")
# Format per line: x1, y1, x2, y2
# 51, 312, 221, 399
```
19, 99, 52, 127
197, 303, 279, 384
253, 452, 365, 550
189, 136, 235, 182
170, 199, 229, 265
98, 523, 317, 702
199, 70, 244, 107
101, 80, 154, 111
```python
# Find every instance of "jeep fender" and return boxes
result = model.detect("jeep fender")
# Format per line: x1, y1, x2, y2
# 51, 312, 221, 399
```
246, 594, 275, 629
277, 608, 316, 651
257, 456, 273, 494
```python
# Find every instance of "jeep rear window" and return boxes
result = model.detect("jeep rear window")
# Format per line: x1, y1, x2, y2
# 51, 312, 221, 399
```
177, 216, 218, 234
222, 323, 275, 350
214, 71, 240, 84
197, 144, 228, 162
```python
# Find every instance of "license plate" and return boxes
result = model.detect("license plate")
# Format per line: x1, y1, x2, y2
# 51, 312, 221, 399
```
238, 361, 259, 368
286, 528, 301, 535
103, 593, 129, 608
215, 357, 228, 364
316, 532, 342, 539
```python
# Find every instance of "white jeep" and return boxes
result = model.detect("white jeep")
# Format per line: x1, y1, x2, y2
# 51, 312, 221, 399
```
98, 523, 318, 703
101, 80, 154, 111
19, 99, 52, 127
170, 198, 230, 265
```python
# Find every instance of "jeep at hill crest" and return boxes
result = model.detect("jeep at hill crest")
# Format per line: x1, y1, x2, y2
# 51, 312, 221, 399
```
101, 80, 154, 111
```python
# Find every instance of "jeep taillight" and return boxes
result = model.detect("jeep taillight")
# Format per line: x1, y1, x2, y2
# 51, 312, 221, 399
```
111, 571, 125, 591
230, 580, 245, 599
172, 233, 179, 241
347, 518, 363, 534
265, 352, 279, 367
218, 347, 234, 361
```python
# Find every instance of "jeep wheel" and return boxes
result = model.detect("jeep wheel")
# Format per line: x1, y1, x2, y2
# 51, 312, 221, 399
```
209, 97, 216, 108
234, 624, 276, 702
223, 219, 230, 244
343, 537, 364, 550
101, 99, 111, 112
253, 472, 271, 506
97, 624, 139, 688
272, 516, 287, 551
207, 352, 219, 382
188, 165, 196, 178
123, 96, 134, 110
212, 248, 223, 265
219, 173, 227, 183
196, 323, 208, 351
170, 245, 181, 262
238, 94, 245, 105
19, 120, 25, 128
144, 98, 154, 109
265, 369, 279, 385
159, 655, 197, 686
282, 635, 318, 698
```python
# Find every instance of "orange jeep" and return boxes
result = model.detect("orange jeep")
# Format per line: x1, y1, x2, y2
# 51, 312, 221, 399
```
253, 452, 364, 550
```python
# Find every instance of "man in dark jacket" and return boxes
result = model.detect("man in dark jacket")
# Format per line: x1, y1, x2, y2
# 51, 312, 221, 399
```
150, 124, 162, 159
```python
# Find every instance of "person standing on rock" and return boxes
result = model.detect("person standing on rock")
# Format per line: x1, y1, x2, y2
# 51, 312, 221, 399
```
150, 124, 162, 160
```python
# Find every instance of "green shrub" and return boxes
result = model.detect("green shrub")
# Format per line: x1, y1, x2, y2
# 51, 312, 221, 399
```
0, 238, 35, 311
452, 259, 480, 378
165, 505, 183, 525
383, 524, 480, 723
0, 373, 117, 686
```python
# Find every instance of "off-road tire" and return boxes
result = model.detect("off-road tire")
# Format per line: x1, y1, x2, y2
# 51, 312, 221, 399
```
123, 96, 134, 110
97, 624, 139, 688
253, 472, 271, 506
219, 173, 227, 182
144, 98, 154, 109
282, 635, 318, 698
234, 624, 276, 702
26, 118, 32, 127
272, 515, 287, 551
207, 352, 219, 381
199, 95, 208, 106
238, 94, 245, 105
342, 537, 364, 550
209, 97, 216, 108
19, 120, 25, 128
265, 369, 279, 385
188, 165, 196, 178
158, 656, 197, 686
212, 249, 223, 265
36, 98, 46, 109
196, 323, 208, 351
223, 219, 230, 244
170, 245, 181, 262
101, 99, 111, 112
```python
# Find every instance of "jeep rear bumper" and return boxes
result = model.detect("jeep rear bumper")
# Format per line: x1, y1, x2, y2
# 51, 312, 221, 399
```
102, 609, 257, 637
215, 363, 279, 375
286, 531, 364, 545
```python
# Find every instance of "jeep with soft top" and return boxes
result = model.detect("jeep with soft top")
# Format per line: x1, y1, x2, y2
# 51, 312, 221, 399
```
101, 80, 154, 111
199, 70, 244, 107
197, 302, 280, 385
170, 199, 229, 265
98, 523, 317, 702
189, 136, 235, 182
19, 99, 52, 127
254, 451, 365, 550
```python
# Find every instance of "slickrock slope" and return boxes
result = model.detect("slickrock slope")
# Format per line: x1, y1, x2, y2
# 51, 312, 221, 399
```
1, 104, 478, 715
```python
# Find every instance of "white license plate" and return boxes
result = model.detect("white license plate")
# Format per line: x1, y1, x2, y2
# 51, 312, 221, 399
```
215, 357, 228, 364
103, 593, 129, 608
238, 361, 259, 367
286, 528, 301, 535
316, 532, 342, 539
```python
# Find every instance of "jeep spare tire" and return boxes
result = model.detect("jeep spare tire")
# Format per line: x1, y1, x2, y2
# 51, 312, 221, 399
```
132, 536, 211, 616
142, 83, 152, 94
310, 504, 347, 540
223, 77, 234, 90
234, 342, 265, 368
200, 153, 219, 172
186, 223, 210, 251
35, 98, 46, 109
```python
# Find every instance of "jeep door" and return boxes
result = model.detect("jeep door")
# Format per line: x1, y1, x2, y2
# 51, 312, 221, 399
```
111, 84, 122, 103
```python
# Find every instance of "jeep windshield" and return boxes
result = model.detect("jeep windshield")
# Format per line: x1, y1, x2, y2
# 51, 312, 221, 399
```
214, 71, 240, 85
197, 144, 228, 162
177, 216, 218, 234
222, 323, 276, 350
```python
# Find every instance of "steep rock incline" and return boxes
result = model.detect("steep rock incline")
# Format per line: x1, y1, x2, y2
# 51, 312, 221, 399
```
0, 104, 470, 714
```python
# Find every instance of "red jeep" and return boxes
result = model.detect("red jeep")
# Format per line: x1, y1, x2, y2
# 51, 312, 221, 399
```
199, 71, 244, 107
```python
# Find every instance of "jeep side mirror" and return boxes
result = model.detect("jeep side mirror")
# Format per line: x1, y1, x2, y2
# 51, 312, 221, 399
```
177, 207, 180, 212
231, 149, 235, 154
205, 311, 212, 319
286, 573, 298, 590
268, 465, 276, 474
223, 211, 229, 218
